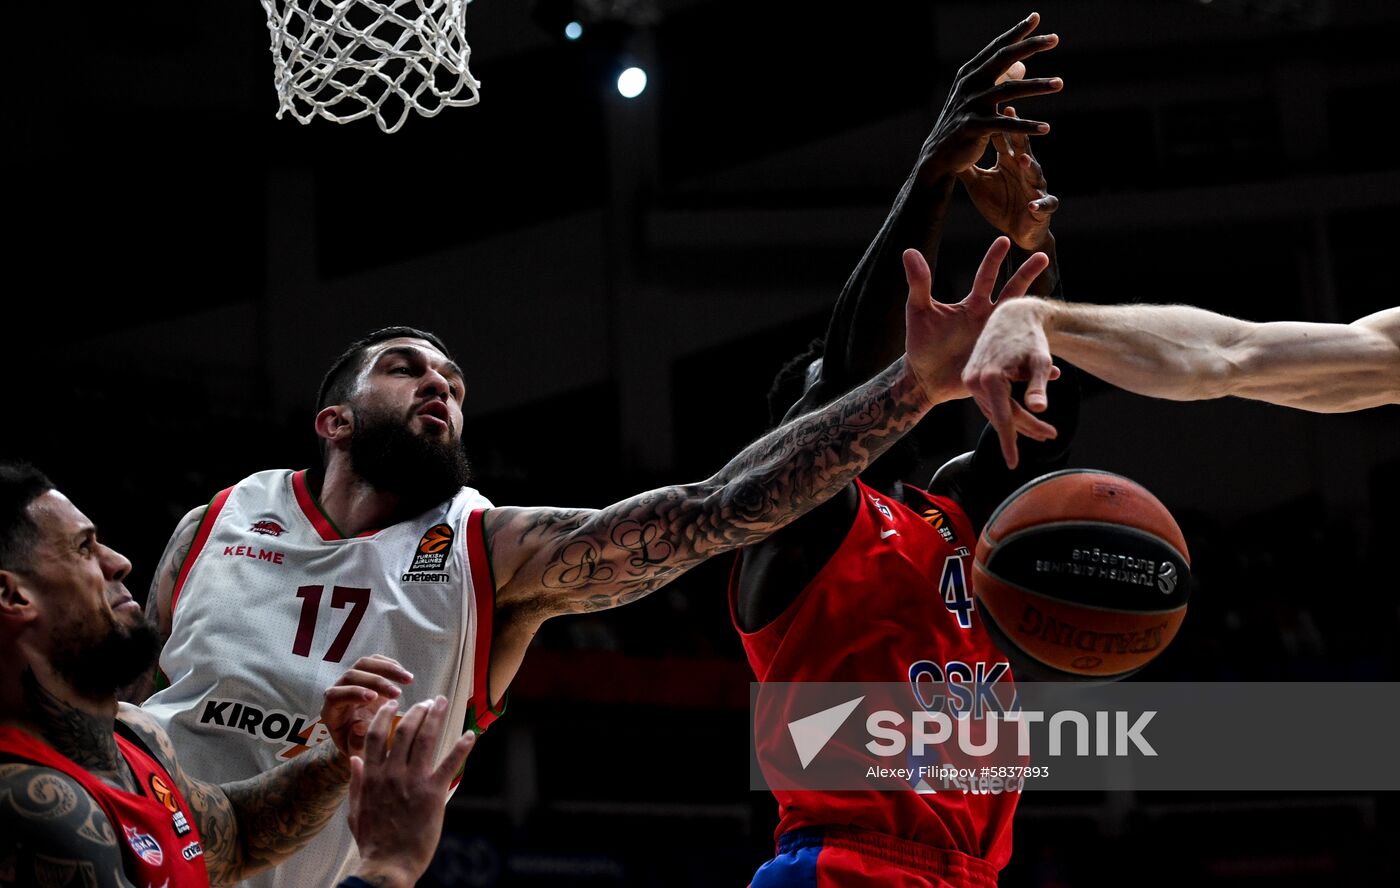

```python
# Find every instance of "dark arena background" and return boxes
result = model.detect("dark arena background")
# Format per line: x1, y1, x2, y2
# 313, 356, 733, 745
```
10, 1, 1399, 885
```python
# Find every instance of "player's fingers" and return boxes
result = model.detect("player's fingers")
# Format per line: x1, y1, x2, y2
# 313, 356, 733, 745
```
364, 699, 398, 763
346, 655, 414, 685
408, 696, 449, 769
983, 76, 1063, 106
1010, 402, 1059, 440
1024, 355, 1055, 412
991, 131, 1013, 161
966, 115, 1049, 136
998, 251, 1050, 302
390, 698, 433, 764
330, 670, 404, 699
970, 237, 1012, 304
1031, 194, 1059, 217
324, 686, 377, 707
1002, 107, 1035, 157
967, 371, 1021, 469
993, 60, 1026, 86
964, 13, 1040, 75
902, 249, 933, 310
975, 33, 1058, 85
349, 755, 364, 796
432, 731, 478, 787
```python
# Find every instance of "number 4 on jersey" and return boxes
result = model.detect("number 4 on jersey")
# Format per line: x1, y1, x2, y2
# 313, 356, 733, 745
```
940, 554, 974, 629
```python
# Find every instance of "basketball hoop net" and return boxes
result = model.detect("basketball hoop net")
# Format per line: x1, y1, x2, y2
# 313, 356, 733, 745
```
260, 0, 480, 134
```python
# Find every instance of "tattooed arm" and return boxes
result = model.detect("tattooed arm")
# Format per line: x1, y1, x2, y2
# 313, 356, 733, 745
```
481, 244, 1050, 702
119, 505, 202, 703
115, 705, 347, 886
0, 764, 134, 887
111, 655, 410, 885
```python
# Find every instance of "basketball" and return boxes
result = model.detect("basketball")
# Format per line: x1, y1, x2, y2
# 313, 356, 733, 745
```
973, 469, 1191, 680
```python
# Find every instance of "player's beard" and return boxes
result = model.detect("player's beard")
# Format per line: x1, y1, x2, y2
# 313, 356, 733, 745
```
349, 404, 473, 516
48, 610, 161, 700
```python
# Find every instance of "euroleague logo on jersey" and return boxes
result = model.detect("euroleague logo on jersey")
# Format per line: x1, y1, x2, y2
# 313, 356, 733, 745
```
148, 774, 180, 814
403, 522, 453, 583
920, 507, 957, 544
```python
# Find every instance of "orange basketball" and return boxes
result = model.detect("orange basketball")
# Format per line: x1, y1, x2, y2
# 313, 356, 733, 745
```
973, 469, 1190, 680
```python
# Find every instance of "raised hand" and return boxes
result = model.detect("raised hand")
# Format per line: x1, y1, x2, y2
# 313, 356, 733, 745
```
959, 106, 1060, 251
904, 236, 1052, 405
320, 654, 413, 760
348, 697, 478, 888
917, 13, 1061, 182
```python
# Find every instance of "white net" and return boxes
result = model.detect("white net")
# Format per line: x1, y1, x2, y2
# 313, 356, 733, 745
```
261, 0, 480, 134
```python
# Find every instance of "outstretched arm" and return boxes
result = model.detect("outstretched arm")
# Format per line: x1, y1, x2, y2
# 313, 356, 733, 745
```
965, 300, 1400, 464
791, 13, 1061, 417
485, 241, 1050, 622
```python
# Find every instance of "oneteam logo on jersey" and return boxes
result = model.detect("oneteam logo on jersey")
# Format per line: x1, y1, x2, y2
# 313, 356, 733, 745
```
249, 519, 286, 537
123, 826, 163, 866
403, 522, 454, 583
181, 840, 204, 861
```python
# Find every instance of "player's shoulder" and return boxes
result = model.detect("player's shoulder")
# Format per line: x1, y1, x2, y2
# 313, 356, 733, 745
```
0, 759, 103, 830
115, 704, 180, 773
0, 758, 88, 803
455, 485, 493, 511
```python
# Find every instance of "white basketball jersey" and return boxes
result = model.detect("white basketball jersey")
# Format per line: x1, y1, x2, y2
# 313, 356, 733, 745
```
142, 469, 498, 888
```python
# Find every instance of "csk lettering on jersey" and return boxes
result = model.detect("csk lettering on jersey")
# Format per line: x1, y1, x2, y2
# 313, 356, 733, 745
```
403, 522, 454, 583
197, 698, 331, 759
123, 826, 164, 866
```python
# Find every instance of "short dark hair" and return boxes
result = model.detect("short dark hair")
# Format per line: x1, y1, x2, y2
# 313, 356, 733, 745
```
0, 463, 55, 571
313, 326, 456, 465
766, 337, 826, 428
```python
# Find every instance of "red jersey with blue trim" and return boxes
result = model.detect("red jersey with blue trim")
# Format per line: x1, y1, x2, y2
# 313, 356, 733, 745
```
0, 724, 209, 888
731, 479, 1018, 871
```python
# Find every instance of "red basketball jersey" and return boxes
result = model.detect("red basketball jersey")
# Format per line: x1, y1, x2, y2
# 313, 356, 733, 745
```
731, 479, 1019, 870
0, 725, 210, 888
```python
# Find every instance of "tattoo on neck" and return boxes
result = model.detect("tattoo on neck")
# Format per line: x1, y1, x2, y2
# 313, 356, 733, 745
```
20, 669, 122, 779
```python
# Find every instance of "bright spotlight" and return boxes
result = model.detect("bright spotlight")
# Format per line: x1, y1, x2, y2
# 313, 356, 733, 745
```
564, 21, 583, 40
617, 66, 648, 98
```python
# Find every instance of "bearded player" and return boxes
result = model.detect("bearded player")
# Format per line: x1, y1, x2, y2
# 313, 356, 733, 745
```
733, 15, 1079, 885
132, 210, 1018, 882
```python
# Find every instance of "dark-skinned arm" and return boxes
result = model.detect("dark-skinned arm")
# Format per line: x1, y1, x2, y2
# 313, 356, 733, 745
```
790, 13, 1062, 419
